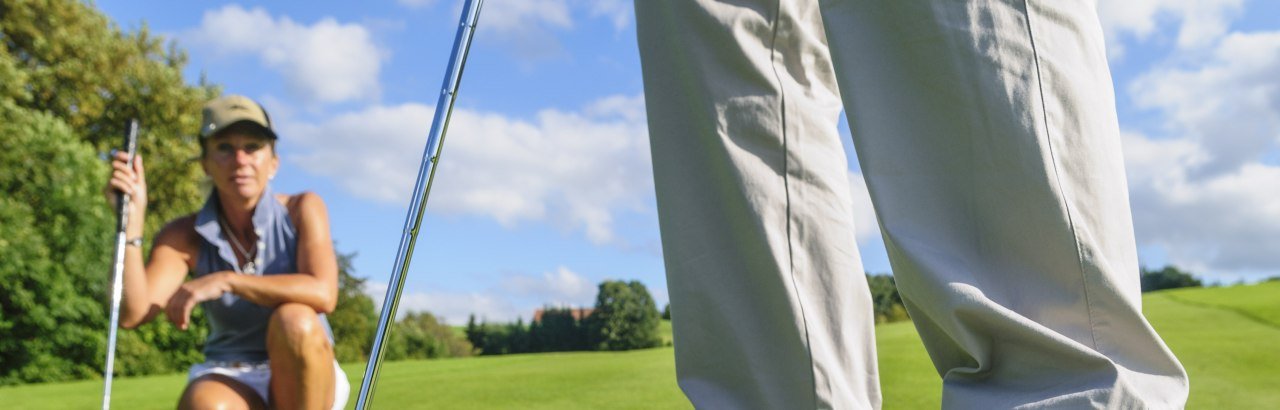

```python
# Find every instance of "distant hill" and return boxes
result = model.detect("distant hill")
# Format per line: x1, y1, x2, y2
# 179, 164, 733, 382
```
3, 283, 1276, 409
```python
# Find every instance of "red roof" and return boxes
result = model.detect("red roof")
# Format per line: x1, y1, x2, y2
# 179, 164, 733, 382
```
532, 307, 594, 323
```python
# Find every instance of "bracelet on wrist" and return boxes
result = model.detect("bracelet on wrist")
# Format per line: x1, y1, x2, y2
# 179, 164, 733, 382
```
126, 237, 144, 247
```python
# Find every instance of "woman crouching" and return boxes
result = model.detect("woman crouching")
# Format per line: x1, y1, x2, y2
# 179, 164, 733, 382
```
106, 95, 348, 409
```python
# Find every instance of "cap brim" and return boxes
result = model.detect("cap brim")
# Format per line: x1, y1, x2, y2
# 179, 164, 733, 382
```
202, 120, 278, 140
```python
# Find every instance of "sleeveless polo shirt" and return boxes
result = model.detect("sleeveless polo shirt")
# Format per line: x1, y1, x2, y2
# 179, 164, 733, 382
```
192, 185, 334, 362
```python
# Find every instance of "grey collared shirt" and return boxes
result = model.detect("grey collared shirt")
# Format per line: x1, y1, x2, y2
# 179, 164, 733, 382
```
193, 185, 333, 362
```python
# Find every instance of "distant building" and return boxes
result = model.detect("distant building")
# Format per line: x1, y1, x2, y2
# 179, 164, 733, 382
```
532, 307, 594, 323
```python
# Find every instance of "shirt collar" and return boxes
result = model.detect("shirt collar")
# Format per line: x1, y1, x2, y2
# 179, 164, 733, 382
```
194, 185, 277, 265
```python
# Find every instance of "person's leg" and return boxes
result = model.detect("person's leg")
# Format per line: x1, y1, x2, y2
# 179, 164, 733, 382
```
817, 0, 1187, 407
179, 374, 266, 410
636, 1, 880, 408
267, 303, 336, 409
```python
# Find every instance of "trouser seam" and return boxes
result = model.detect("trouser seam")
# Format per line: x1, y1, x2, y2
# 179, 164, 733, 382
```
766, 0, 820, 407
1020, 0, 1101, 351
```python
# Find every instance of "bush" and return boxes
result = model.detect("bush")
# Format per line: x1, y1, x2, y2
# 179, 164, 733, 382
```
385, 312, 473, 361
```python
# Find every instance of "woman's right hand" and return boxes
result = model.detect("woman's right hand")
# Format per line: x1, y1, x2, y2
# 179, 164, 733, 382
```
105, 151, 148, 237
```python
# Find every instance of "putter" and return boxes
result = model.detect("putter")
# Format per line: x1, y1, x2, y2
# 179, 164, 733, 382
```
103, 119, 139, 410
354, 0, 484, 407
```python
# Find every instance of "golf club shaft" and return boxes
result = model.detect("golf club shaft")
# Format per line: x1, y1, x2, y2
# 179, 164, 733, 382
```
103, 119, 139, 410
355, 0, 484, 407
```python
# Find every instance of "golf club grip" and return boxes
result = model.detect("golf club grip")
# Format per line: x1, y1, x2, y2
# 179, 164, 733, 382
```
115, 120, 139, 230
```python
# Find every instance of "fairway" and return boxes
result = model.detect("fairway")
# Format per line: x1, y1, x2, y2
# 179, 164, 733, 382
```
1143, 282, 1280, 409
2, 283, 1275, 408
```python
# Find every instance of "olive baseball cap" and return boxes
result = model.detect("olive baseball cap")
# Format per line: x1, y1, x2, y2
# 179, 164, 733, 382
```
199, 95, 277, 140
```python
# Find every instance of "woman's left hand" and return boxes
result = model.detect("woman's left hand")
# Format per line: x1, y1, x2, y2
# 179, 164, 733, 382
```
165, 272, 234, 330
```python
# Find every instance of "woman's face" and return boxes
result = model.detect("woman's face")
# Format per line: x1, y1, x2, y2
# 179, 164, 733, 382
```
201, 132, 279, 202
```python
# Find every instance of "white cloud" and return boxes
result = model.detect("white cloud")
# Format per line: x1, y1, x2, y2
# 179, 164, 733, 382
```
475, 0, 573, 60
1129, 31, 1280, 176
1126, 136, 1280, 279
846, 172, 880, 242
285, 94, 652, 245
484, 0, 572, 33
1121, 30, 1280, 280
1097, 0, 1244, 56
465, 0, 633, 61
585, 0, 633, 31
500, 266, 597, 306
367, 266, 600, 324
367, 281, 517, 324
189, 5, 385, 104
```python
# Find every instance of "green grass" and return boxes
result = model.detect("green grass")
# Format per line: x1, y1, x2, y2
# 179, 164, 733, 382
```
3, 284, 1275, 408
1159, 281, 1280, 328
1143, 282, 1280, 409
875, 321, 940, 408
659, 319, 673, 346
355, 349, 688, 409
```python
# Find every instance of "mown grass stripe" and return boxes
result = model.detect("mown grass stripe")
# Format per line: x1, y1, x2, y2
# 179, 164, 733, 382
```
1160, 282, 1280, 330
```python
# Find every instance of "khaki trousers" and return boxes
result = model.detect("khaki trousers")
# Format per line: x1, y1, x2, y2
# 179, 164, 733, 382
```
635, 1, 1188, 408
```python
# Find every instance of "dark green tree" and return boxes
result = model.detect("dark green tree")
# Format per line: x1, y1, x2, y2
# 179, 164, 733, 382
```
506, 318, 530, 354
1, 0, 216, 384
0, 102, 113, 384
586, 280, 661, 351
466, 320, 517, 355
1140, 266, 1203, 293
529, 307, 588, 352
3, 0, 217, 229
328, 251, 377, 362
464, 314, 479, 347
865, 274, 909, 324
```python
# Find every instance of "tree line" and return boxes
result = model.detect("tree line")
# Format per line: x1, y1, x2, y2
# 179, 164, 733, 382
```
465, 280, 663, 355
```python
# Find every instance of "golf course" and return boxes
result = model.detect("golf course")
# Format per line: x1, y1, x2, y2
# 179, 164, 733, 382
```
2, 282, 1275, 408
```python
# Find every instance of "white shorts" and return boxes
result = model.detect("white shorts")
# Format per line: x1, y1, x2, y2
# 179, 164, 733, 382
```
188, 360, 349, 409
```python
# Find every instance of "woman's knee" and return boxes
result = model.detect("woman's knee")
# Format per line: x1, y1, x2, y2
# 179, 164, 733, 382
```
180, 375, 263, 410
267, 303, 326, 348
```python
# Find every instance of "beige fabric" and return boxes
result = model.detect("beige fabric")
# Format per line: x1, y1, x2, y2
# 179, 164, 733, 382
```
636, 0, 1187, 409
200, 94, 275, 139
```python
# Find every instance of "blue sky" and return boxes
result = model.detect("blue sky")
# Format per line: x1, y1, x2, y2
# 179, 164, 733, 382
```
95, 0, 1280, 324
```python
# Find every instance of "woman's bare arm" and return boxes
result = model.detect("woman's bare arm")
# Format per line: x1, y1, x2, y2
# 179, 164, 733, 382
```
107, 152, 193, 329
165, 192, 339, 329
122, 217, 196, 328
